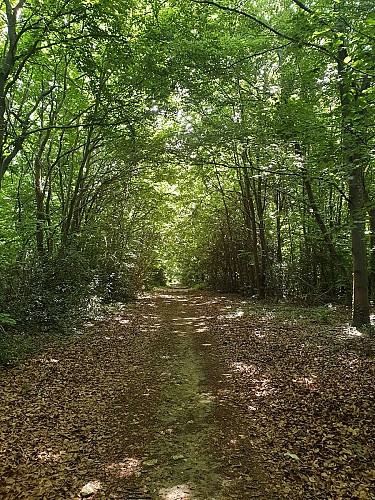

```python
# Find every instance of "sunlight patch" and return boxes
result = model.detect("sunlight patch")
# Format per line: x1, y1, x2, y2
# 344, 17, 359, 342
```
254, 328, 267, 338
114, 315, 130, 324
106, 458, 141, 478
341, 325, 363, 338
292, 375, 318, 389
33, 356, 59, 365
261, 311, 277, 320
159, 484, 192, 499
231, 362, 258, 375
220, 308, 244, 319
119, 319, 130, 324
196, 326, 208, 333
158, 294, 188, 301
37, 450, 61, 462
79, 481, 101, 497
199, 391, 215, 404
254, 378, 273, 397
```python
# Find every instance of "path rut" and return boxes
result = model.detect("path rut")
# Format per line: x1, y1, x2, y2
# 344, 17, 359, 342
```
0, 289, 270, 499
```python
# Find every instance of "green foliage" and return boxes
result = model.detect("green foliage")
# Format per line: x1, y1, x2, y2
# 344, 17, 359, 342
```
14, 251, 93, 331
94, 261, 136, 303
0, 333, 36, 367
0, 314, 16, 328
149, 267, 168, 288
312, 306, 333, 324
0, 0, 374, 364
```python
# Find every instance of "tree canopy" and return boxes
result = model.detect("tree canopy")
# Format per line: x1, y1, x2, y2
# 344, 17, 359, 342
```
0, 0, 374, 335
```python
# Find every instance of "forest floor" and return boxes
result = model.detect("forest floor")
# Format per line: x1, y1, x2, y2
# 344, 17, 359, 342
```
0, 289, 375, 499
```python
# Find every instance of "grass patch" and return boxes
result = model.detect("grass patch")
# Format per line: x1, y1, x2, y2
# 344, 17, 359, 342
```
234, 300, 349, 326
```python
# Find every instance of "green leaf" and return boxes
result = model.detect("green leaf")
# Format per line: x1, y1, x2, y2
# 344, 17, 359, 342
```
0, 313, 16, 326
143, 459, 158, 466
284, 451, 300, 461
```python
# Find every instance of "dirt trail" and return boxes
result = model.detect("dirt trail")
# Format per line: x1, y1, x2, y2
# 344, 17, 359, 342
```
0, 289, 269, 499
117, 289, 268, 499
146, 292, 223, 498
2, 289, 374, 498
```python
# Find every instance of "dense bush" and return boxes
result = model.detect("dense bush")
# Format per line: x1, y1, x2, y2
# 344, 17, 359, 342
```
11, 251, 92, 331
93, 261, 136, 303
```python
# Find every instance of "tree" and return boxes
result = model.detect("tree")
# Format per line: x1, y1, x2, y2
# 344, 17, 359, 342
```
188, 0, 374, 325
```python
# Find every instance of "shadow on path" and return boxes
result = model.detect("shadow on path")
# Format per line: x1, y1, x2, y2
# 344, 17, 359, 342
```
0, 289, 271, 499
137, 289, 269, 499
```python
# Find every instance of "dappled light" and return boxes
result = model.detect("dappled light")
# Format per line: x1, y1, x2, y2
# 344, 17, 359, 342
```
198, 391, 216, 404
0, 290, 374, 499
79, 481, 102, 497
341, 324, 364, 338
292, 375, 318, 390
158, 294, 189, 301
106, 458, 141, 478
222, 308, 245, 319
37, 450, 62, 463
230, 362, 274, 397
32, 356, 59, 366
0, 0, 374, 497
231, 361, 258, 375
118, 319, 130, 325
159, 484, 192, 500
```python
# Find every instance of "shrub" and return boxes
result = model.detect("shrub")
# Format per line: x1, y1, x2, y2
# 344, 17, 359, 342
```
14, 251, 92, 331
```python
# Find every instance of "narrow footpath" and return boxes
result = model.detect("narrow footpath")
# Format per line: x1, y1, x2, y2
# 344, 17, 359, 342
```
0, 289, 269, 499
2, 289, 373, 499
139, 290, 268, 499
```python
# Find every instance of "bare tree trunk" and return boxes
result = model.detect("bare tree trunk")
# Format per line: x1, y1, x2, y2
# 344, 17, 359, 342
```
369, 209, 375, 301
275, 189, 283, 263
349, 162, 370, 326
238, 166, 265, 298
253, 175, 268, 296
35, 156, 45, 255
302, 168, 347, 280
338, 45, 370, 326
215, 167, 239, 291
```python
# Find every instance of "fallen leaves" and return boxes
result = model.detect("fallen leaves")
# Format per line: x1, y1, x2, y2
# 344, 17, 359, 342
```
209, 299, 375, 498
0, 306, 162, 499
0, 291, 374, 498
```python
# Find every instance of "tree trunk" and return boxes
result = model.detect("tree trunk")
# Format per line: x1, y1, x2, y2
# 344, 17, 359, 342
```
35, 156, 45, 255
302, 168, 347, 280
369, 209, 375, 302
238, 166, 265, 299
275, 189, 283, 263
349, 163, 370, 326
337, 45, 370, 326
254, 176, 268, 297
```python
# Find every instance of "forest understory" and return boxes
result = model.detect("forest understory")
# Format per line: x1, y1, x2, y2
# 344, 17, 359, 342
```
0, 289, 374, 499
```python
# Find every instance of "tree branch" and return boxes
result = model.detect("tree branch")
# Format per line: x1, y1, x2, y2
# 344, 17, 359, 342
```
292, 0, 312, 14
191, 0, 295, 41
191, 0, 374, 77
227, 42, 293, 69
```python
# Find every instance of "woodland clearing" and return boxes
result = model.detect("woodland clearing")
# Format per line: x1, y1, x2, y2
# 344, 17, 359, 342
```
0, 289, 374, 499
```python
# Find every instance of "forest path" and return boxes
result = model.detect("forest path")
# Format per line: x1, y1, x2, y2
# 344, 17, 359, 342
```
137, 289, 268, 499
0, 289, 269, 499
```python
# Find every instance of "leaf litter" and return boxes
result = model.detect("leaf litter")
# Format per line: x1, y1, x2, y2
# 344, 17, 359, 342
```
0, 290, 374, 499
